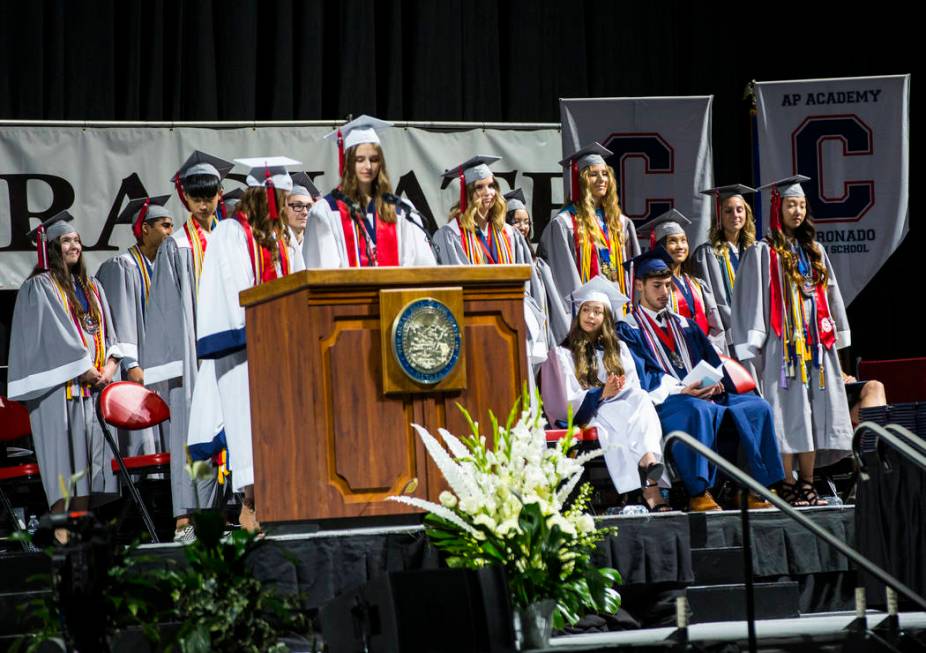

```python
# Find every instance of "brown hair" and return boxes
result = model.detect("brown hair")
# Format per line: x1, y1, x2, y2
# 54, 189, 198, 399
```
449, 177, 508, 231
573, 164, 623, 248
563, 305, 624, 388
341, 143, 398, 224
237, 187, 291, 263
709, 195, 757, 254
766, 206, 828, 287
30, 235, 99, 320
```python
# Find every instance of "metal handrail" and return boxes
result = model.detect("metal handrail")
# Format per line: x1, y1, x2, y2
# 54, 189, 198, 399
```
853, 422, 926, 479
884, 424, 926, 457
662, 430, 926, 613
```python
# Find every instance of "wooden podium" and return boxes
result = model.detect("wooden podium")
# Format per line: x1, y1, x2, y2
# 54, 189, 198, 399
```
239, 265, 532, 523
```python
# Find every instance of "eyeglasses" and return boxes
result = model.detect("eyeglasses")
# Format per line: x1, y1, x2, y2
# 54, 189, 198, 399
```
287, 203, 312, 212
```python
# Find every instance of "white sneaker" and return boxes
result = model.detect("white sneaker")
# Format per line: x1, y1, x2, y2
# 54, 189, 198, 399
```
173, 524, 196, 544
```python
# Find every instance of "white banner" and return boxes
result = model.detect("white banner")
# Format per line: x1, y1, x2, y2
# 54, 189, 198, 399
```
754, 74, 910, 303
559, 96, 714, 243
0, 125, 563, 289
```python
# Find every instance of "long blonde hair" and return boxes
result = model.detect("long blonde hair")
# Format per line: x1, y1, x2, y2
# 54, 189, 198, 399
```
237, 187, 291, 262
340, 143, 398, 224
574, 164, 623, 243
564, 306, 624, 388
709, 195, 756, 254
449, 177, 507, 231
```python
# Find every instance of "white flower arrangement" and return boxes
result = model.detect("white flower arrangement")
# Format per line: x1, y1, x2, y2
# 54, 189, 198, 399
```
389, 393, 621, 628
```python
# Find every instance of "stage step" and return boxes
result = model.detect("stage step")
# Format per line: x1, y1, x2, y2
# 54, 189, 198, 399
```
691, 545, 745, 584
687, 581, 801, 623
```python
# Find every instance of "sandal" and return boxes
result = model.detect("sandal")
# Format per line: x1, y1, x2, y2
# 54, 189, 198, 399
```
798, 480, 829, 507
642, 481, 673, 512
777, 482, 810, 507
638, 462, 665, 487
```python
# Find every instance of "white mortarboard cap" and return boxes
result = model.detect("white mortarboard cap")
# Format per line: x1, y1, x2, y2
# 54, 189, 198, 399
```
568, 275, 630, 317
236, 156, 302, 192
324, 115, 393, 150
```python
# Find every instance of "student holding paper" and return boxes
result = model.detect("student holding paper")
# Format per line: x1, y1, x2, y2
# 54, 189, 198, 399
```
617, 247, 785, 511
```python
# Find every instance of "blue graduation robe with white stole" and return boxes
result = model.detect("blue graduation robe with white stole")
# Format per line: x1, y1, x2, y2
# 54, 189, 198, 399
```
195, 218, 305, 492
617, 308, 784, 497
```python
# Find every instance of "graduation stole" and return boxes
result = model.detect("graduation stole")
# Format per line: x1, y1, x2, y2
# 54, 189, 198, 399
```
457, 218, 513, 265
635, 308, 694, 380
234, 213, 290, 285
718, 244, 738, 303
334, 198, 399, 267
670, 274, 710, 335
769, 244, 836, 389
52, 276, 106, 399
568, 206, 627, 295
127, 244, 153, 311
184, 216, 211, 294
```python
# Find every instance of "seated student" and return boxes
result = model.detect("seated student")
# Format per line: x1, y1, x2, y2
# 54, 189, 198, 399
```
637, 209, 727, 353
541, 276, 670, 511
617, 247, 785, 511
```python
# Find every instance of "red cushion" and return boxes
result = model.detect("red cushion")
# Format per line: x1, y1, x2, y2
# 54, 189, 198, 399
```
0, 463, 40, 482
545, 427, 599, 443
719, 354, 757, 394
0, 398, 31, 443
111, 452, 171, 473
859, 357, 926, 403
99, 382, 170, 430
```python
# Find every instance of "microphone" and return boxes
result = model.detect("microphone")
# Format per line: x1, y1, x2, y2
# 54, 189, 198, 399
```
330, 189, 377, 265
383, 193, 432, 240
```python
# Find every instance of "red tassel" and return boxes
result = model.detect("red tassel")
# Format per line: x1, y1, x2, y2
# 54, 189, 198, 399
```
649, 230, 656, 250
337, 128, 345, 177
265, 166, 279, 220
769, 187, 782, 233
173, 174, 190, 212
36, 225, 47, 271
458, 167, 467, 213
571, 161, 580, 202
133, 198, 151, 241
218, 197, 227, 221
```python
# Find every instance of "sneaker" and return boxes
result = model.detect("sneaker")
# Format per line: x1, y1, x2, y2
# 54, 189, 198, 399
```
173, 524, 196, 544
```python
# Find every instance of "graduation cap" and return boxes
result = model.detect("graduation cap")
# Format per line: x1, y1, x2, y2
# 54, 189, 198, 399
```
756, 175, 811, 231
235, 156, 301, 220
325, 115, 393, 176
222, 187, 245, 217
26, 210, 77, 271
637, 208, 692, 249
172, 150, 234, 212
568, 274, 630, 318
116, 195, 173, 241
622, 245, 675, 279
504, 188, 527, 214
701, 184, 756, 228
290, 172, 321, 199
559, 142, 613, 202
441, 155, 501, 213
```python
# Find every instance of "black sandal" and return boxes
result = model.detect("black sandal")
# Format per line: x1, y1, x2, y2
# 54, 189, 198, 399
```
777, 482, 810, 507
798, 480, 829, 507
639, 462, 665, 487
642, 481, 673, 512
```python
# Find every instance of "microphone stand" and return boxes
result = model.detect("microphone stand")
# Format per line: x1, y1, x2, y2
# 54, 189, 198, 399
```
331, 189, 377, 266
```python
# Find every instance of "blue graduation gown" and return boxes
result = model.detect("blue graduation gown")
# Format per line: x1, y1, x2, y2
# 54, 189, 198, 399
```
617, 315, 784, 496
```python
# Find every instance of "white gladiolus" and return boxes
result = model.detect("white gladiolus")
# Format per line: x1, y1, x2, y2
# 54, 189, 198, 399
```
439, 491, 457, 508
576, 514, 595, 534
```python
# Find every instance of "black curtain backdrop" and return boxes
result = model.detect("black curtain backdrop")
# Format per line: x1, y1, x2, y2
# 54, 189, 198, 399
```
0, 0, 918, 363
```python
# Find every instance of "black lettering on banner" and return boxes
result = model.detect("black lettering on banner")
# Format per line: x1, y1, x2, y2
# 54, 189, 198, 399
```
88, 174, 149, 251
0, 174, 75, 251
602, 133, 675, 225
792, 115, 874, 222
521, 171, 563, 242
395, 171, 438, 234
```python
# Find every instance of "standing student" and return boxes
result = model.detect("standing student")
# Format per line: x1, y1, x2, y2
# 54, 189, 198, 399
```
196, 158, 306, 532
731, 176, 853, 506
618, 248, 784, 511
541, 276, 669, 511
7, 212, 123, 541
637, 209, 726, 352
143, 150, 233, 542
286, 172, 320, 249
539, 142, 640, 303
96, 194, 174, 457
303, 115, 435, 268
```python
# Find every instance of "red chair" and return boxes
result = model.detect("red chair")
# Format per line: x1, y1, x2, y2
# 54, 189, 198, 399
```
719, 354, 757, 394
96, 382, 170, 543
545, 426, 600, 446
0, 397, 40, 538
858, 357, 926, 404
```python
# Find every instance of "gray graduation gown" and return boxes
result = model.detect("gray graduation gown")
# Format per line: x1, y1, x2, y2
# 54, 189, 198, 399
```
730, 241, 853, 465
691, 242, 737, 347
7, 273, 122, 507
96, 249, 168, 457
537, 210, 641, 302
142, 227, 217, 516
